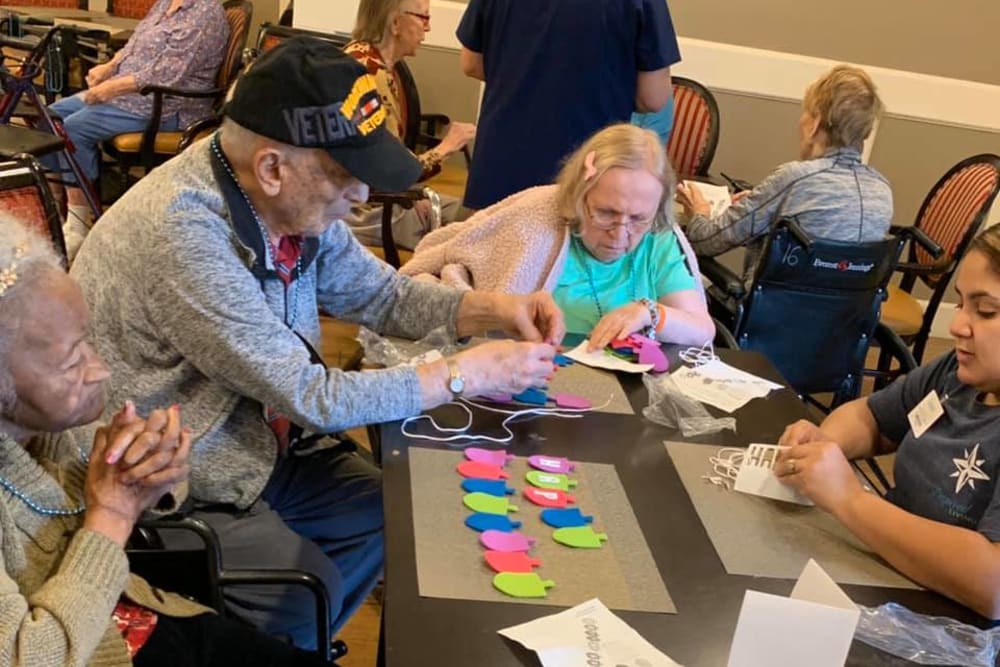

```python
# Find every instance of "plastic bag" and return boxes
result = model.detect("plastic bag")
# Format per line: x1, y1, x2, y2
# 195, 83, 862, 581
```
855, 602, 1000, 666
357, 326, 464, 367
641, 372, 736, 437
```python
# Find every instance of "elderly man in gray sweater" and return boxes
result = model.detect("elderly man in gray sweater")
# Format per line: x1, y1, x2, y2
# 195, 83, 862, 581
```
70, 38, 562, 648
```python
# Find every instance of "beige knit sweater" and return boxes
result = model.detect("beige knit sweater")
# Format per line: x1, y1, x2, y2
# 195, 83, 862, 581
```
400, 185, 570, 292
0, 432, 209, 667
401, 185, 705, 300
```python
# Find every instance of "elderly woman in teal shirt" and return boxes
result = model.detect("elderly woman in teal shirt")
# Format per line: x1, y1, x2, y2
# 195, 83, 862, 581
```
403, 124, 713, 349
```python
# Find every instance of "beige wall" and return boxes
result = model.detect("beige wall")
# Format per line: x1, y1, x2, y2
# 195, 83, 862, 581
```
670, 0, 999, 86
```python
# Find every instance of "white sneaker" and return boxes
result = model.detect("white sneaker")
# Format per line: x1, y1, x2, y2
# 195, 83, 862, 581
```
62, 217, 91, 264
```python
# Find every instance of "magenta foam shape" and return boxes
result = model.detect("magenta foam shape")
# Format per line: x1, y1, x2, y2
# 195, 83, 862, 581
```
479, 530, 536, 552
464, 447, 515, 467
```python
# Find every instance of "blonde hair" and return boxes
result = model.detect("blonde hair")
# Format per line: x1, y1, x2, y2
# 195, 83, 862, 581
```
353, 0, 405, 44
803, 65, 883, 150
969, 224, 1000, 277
555, 124, 675, 233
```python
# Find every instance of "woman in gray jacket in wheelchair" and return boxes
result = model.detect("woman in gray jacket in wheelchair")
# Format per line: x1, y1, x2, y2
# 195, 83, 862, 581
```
677, 64, 892, 285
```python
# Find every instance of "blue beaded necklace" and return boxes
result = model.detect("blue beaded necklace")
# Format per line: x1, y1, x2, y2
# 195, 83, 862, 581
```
210, 134, 301, 326
0, 433, 85, 517
570, 236, 638, 319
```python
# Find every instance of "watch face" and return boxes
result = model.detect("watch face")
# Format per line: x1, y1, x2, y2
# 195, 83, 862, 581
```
449, 376, 465, 394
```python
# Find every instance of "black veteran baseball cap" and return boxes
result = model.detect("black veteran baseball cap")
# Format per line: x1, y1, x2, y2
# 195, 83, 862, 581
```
226, 36, 421, 192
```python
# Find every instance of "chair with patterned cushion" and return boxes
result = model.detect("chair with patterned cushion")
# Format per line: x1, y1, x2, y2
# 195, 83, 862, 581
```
0, 154, 66, 263
102, 0, 253, 191
666, 76, 719, 179
879, 154, 1000, 369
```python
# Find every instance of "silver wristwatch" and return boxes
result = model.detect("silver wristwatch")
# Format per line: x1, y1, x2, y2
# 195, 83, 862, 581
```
446, 358, 465, 399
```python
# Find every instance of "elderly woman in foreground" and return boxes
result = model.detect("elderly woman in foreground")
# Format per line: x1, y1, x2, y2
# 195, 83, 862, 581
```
401, 123, 713, 349
776, 224, 1000, 618
677, 64, 892, 285
0, 216, 328, 666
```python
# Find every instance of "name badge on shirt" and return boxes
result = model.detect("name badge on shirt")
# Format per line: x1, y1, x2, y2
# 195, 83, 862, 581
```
908, 390, 945, 439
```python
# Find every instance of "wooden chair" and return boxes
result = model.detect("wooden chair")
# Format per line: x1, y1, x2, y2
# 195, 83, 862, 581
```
666, 76, 720, 179
102, 0, 253, 189
879, 154, 1000, 369
0, 154, 66, 262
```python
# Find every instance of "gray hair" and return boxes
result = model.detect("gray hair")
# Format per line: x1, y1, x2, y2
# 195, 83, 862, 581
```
0, 213, 64, 415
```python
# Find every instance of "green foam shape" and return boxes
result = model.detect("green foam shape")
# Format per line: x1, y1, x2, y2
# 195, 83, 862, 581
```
463, 492, 517, 515
493, 572, 555, 598
553, 526, 608, 548
525, 470, 578, 491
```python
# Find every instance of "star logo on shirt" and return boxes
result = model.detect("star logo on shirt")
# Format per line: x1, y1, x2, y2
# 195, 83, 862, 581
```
950, 443, 989, 494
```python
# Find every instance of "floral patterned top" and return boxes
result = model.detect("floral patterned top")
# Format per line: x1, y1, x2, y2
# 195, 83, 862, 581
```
108, 0, 229, 128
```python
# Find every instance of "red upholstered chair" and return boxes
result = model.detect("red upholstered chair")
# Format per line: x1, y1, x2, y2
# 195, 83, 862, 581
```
0, 154, 66, 264
666, 76, 720, 179
106, 0, 157, 20
880, 154, 1000, 366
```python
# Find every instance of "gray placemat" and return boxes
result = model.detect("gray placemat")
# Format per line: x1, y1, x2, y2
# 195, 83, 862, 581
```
665, 441, 920, 589
409, 447, 676, 612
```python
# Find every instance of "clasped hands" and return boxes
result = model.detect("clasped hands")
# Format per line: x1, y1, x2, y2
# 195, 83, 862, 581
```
83, 401, 192, 546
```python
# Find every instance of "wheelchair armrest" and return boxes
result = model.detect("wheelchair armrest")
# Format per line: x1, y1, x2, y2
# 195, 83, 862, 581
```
219, 570, 333, 663
890, 224, 943, 260
699, 255, 746, 301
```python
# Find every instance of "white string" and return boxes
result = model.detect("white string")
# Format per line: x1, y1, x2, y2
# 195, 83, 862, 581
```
679, 341, 719, 367
400, 395, 612, 445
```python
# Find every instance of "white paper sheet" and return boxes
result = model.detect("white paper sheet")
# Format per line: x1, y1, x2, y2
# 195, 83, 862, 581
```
499, 598, 682, 667
727, 560, 860, 667
733, 444, 813, 506
670, 360, 782, 412
682, 181, 733, 218
564, 341, 654, 373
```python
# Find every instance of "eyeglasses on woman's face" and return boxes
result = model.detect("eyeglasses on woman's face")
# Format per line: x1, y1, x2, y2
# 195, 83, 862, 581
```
403, 10, 431, 27
585, 202, 655, 235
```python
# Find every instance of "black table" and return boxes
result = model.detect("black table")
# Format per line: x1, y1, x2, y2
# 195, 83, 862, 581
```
379, 349, 982, 666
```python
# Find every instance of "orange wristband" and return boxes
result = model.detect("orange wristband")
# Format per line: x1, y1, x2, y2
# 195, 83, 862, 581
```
654, 303, 667, 334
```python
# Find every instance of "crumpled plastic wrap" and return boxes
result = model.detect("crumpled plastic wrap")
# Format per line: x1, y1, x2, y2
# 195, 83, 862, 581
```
641, 372, 736, 436
356, 326, 464, 367
855, 602, 1000, 666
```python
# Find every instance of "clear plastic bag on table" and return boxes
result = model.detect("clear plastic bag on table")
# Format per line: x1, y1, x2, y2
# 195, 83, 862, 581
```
357, 326, 465, 367
641, 372, 736, 437
855, 602, 1000, 666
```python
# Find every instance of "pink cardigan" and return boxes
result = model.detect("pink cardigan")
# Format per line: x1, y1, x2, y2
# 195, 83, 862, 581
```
400, 184, 704, 299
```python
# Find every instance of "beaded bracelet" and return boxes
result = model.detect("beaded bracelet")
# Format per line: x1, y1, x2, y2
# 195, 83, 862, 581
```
638, 298, 659, 338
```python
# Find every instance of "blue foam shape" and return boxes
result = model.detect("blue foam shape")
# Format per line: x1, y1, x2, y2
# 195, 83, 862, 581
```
465, 513, 522, 532
461, 479, 515, 496
512, 387, 548, 406
540, 508, 594, 528
553, 354, 574, 367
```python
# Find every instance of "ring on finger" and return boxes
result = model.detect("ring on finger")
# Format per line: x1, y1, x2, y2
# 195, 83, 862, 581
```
786, 459, 797, 475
